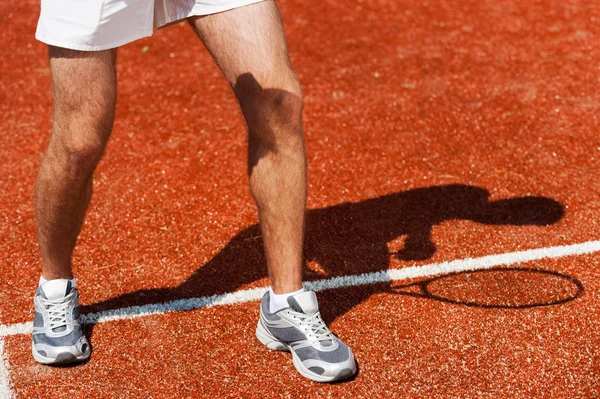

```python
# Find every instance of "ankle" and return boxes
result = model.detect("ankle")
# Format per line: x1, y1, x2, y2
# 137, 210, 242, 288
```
39, 275, 77, 288
270, 282, 303, 295
269, 286, 305, 313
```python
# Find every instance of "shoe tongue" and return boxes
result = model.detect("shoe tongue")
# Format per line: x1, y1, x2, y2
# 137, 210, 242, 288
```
287, 291, 318, 315
41, 279, 72, 300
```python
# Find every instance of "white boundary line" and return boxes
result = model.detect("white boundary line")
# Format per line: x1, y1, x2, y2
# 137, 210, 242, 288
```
0, 314, 14, 399
1, 239, 598, 340
0, 240, 598, 399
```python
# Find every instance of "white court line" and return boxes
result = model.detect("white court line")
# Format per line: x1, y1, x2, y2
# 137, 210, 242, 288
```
0, 314, 14, 399
1, 239, 598, 340
0, 240, 598, 399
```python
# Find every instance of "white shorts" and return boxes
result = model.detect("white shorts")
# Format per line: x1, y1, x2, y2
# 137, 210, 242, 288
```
36, 0, 265, 51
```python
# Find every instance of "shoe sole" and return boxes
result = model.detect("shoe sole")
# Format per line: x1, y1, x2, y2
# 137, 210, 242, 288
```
31, 343, 91, 365
256, 321, 356, 383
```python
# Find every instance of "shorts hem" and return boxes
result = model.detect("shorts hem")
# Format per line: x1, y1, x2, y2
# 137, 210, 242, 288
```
35, 29, 153, 51
155, 0, 267, 28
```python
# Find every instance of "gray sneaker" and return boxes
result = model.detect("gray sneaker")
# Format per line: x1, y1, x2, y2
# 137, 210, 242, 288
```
256, 290, 357, 382
32, 279, 90, 365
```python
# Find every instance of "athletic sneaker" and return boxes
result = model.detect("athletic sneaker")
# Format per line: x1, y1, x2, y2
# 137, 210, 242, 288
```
32, 279, 90, 365
256, 290, 357, 382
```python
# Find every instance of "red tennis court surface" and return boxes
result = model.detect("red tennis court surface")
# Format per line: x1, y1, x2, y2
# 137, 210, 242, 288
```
1, 0, 599, 397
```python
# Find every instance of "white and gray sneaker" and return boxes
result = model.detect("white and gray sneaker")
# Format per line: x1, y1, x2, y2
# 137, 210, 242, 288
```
256, 290, 357, 382
32, 279, 90, 365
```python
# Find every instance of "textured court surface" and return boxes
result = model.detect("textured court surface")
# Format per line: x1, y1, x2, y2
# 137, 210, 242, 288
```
1, 0, 600, 397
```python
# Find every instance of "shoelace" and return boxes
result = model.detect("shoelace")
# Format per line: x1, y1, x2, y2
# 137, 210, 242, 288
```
294, 311, 335, 343
41, 294, 74, 331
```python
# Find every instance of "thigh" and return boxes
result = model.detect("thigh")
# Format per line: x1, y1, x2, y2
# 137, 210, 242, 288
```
188, 1, 299, 91
49, 46, 117, 143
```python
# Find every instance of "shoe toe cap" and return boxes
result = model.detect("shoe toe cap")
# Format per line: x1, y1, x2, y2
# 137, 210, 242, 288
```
33, 335, 90, 363
302, 348, 357, 380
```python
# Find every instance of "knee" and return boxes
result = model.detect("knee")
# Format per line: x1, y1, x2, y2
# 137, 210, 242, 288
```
48, 134, 107, 178
65, 135, 106, 170
47, 106, 113, 178
264, 80, 304, 125
235, 73, 304, 149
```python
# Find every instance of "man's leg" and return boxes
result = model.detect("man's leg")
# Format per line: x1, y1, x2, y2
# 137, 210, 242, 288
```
36, 47, 117, 280
188, 2, 356, 382
32, 46, 116, 364
189, 2, 305, 295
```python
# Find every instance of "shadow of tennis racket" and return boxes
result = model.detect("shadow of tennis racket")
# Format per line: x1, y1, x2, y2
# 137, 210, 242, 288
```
390, 267, 583, 309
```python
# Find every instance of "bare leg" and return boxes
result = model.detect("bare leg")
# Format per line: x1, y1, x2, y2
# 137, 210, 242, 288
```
35, 47, 117, 280
189, 1, 306, 294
